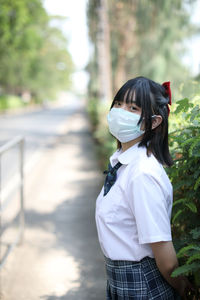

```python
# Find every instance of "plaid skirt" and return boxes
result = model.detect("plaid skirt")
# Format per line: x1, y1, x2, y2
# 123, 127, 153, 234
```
105, 256, 181, 300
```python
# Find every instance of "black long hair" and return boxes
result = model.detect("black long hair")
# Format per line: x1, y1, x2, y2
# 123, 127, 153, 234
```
110, 76, 173, 167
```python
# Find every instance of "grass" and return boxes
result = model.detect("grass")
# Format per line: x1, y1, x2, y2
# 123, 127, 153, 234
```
0, 95, 27, 110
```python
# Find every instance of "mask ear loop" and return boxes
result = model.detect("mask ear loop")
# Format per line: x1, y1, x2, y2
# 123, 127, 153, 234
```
162, 81, 172, 116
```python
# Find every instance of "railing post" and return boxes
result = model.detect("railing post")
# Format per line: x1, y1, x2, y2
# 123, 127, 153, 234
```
0, 154, 2, 300
0, 154, 2, 267
0, 136, 25, 269
19, 139, 25, 245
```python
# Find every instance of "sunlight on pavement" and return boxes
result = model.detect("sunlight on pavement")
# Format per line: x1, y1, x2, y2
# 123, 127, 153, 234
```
37, 249, 81, 297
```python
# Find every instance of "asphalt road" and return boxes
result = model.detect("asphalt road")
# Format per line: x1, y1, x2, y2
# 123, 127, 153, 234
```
0, 95, 106, 300
0, 95, 78, 186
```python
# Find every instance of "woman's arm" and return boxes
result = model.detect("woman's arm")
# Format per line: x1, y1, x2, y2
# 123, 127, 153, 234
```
150, 241, 192, 299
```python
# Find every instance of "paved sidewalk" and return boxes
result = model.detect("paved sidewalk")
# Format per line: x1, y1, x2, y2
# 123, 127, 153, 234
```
0, 103, 106, 299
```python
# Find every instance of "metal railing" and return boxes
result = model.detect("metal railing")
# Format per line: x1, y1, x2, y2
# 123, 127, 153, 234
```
0, 136, 25, 270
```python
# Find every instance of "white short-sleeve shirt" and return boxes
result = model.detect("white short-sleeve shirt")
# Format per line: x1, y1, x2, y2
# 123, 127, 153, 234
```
95, 143, 173, 261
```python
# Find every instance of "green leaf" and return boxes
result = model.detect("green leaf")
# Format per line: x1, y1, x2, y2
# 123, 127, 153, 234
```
173, 198, 187, 207
171, 262, 200, 277
190, 227, 200, 239
185, 202, 197, 213
194, 176, 200, 191
172, 209, 182, 223
190, 105, 200, 122
174, 98, 192, 114
186, 253, 200, 264
176, 98, 190, 105
177, 245, 200, 258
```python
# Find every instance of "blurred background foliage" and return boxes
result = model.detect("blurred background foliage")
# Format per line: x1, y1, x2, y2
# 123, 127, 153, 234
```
0, 0, 74, 107
86, 0, 200, 167
87, 0, 198, 103
86, 0, 200, 296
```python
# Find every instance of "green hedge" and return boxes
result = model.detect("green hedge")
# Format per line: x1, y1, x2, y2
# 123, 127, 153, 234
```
167, 97, 200, 298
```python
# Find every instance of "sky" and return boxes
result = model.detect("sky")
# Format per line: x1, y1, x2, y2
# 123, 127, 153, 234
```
43, 0, 200, 93
43, 0, 90, 93
182, 0, 200, 75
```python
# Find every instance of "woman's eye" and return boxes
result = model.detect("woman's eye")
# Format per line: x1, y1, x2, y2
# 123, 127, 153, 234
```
114, 102, 121, 106
130, 106, 136, 111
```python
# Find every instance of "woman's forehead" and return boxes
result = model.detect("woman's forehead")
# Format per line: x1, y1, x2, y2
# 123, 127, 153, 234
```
114, 98, 137, 104
115, 87, 138, 102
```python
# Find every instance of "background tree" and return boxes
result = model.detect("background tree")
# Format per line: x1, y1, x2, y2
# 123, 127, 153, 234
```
0, 0, 73, 103
87, 0, 198, 98
109, 0, 138, 92
87, 0, 112, 103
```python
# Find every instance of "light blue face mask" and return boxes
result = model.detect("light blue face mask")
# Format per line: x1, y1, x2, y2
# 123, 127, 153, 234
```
107, 108, 145, 143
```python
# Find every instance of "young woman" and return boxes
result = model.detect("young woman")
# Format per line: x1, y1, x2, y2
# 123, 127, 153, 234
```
95, 77, 192, 299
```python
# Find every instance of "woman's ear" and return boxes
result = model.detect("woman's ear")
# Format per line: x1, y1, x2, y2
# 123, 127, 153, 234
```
152, 115, 162, 130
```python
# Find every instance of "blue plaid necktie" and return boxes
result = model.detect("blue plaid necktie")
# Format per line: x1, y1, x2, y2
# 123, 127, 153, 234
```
103, 161, 122, 196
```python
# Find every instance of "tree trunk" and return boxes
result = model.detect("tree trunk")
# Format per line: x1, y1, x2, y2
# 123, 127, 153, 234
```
96, 0, 112, 103
112, 3, 137, 93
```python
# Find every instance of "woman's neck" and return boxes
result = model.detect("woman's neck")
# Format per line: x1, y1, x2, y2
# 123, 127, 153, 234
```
121, 135, 143, 152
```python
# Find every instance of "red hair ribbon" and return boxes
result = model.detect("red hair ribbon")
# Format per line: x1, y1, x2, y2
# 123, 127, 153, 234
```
162, 81, 172, 116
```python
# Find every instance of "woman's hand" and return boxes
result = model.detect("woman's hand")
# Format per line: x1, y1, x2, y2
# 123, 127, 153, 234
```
176, 276, 195, 300
150, 241, 195, 299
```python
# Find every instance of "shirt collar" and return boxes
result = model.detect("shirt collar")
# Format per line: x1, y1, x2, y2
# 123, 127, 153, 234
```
110, 142, 144, 166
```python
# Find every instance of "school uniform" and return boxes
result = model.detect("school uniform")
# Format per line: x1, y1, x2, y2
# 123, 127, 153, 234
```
95, 143, 180, 299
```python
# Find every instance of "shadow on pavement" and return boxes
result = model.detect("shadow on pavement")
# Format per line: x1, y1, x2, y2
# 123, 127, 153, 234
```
24, 110, 106, 300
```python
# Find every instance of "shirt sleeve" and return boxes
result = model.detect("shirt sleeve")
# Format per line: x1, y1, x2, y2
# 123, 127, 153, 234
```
127, 172, 172, 244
